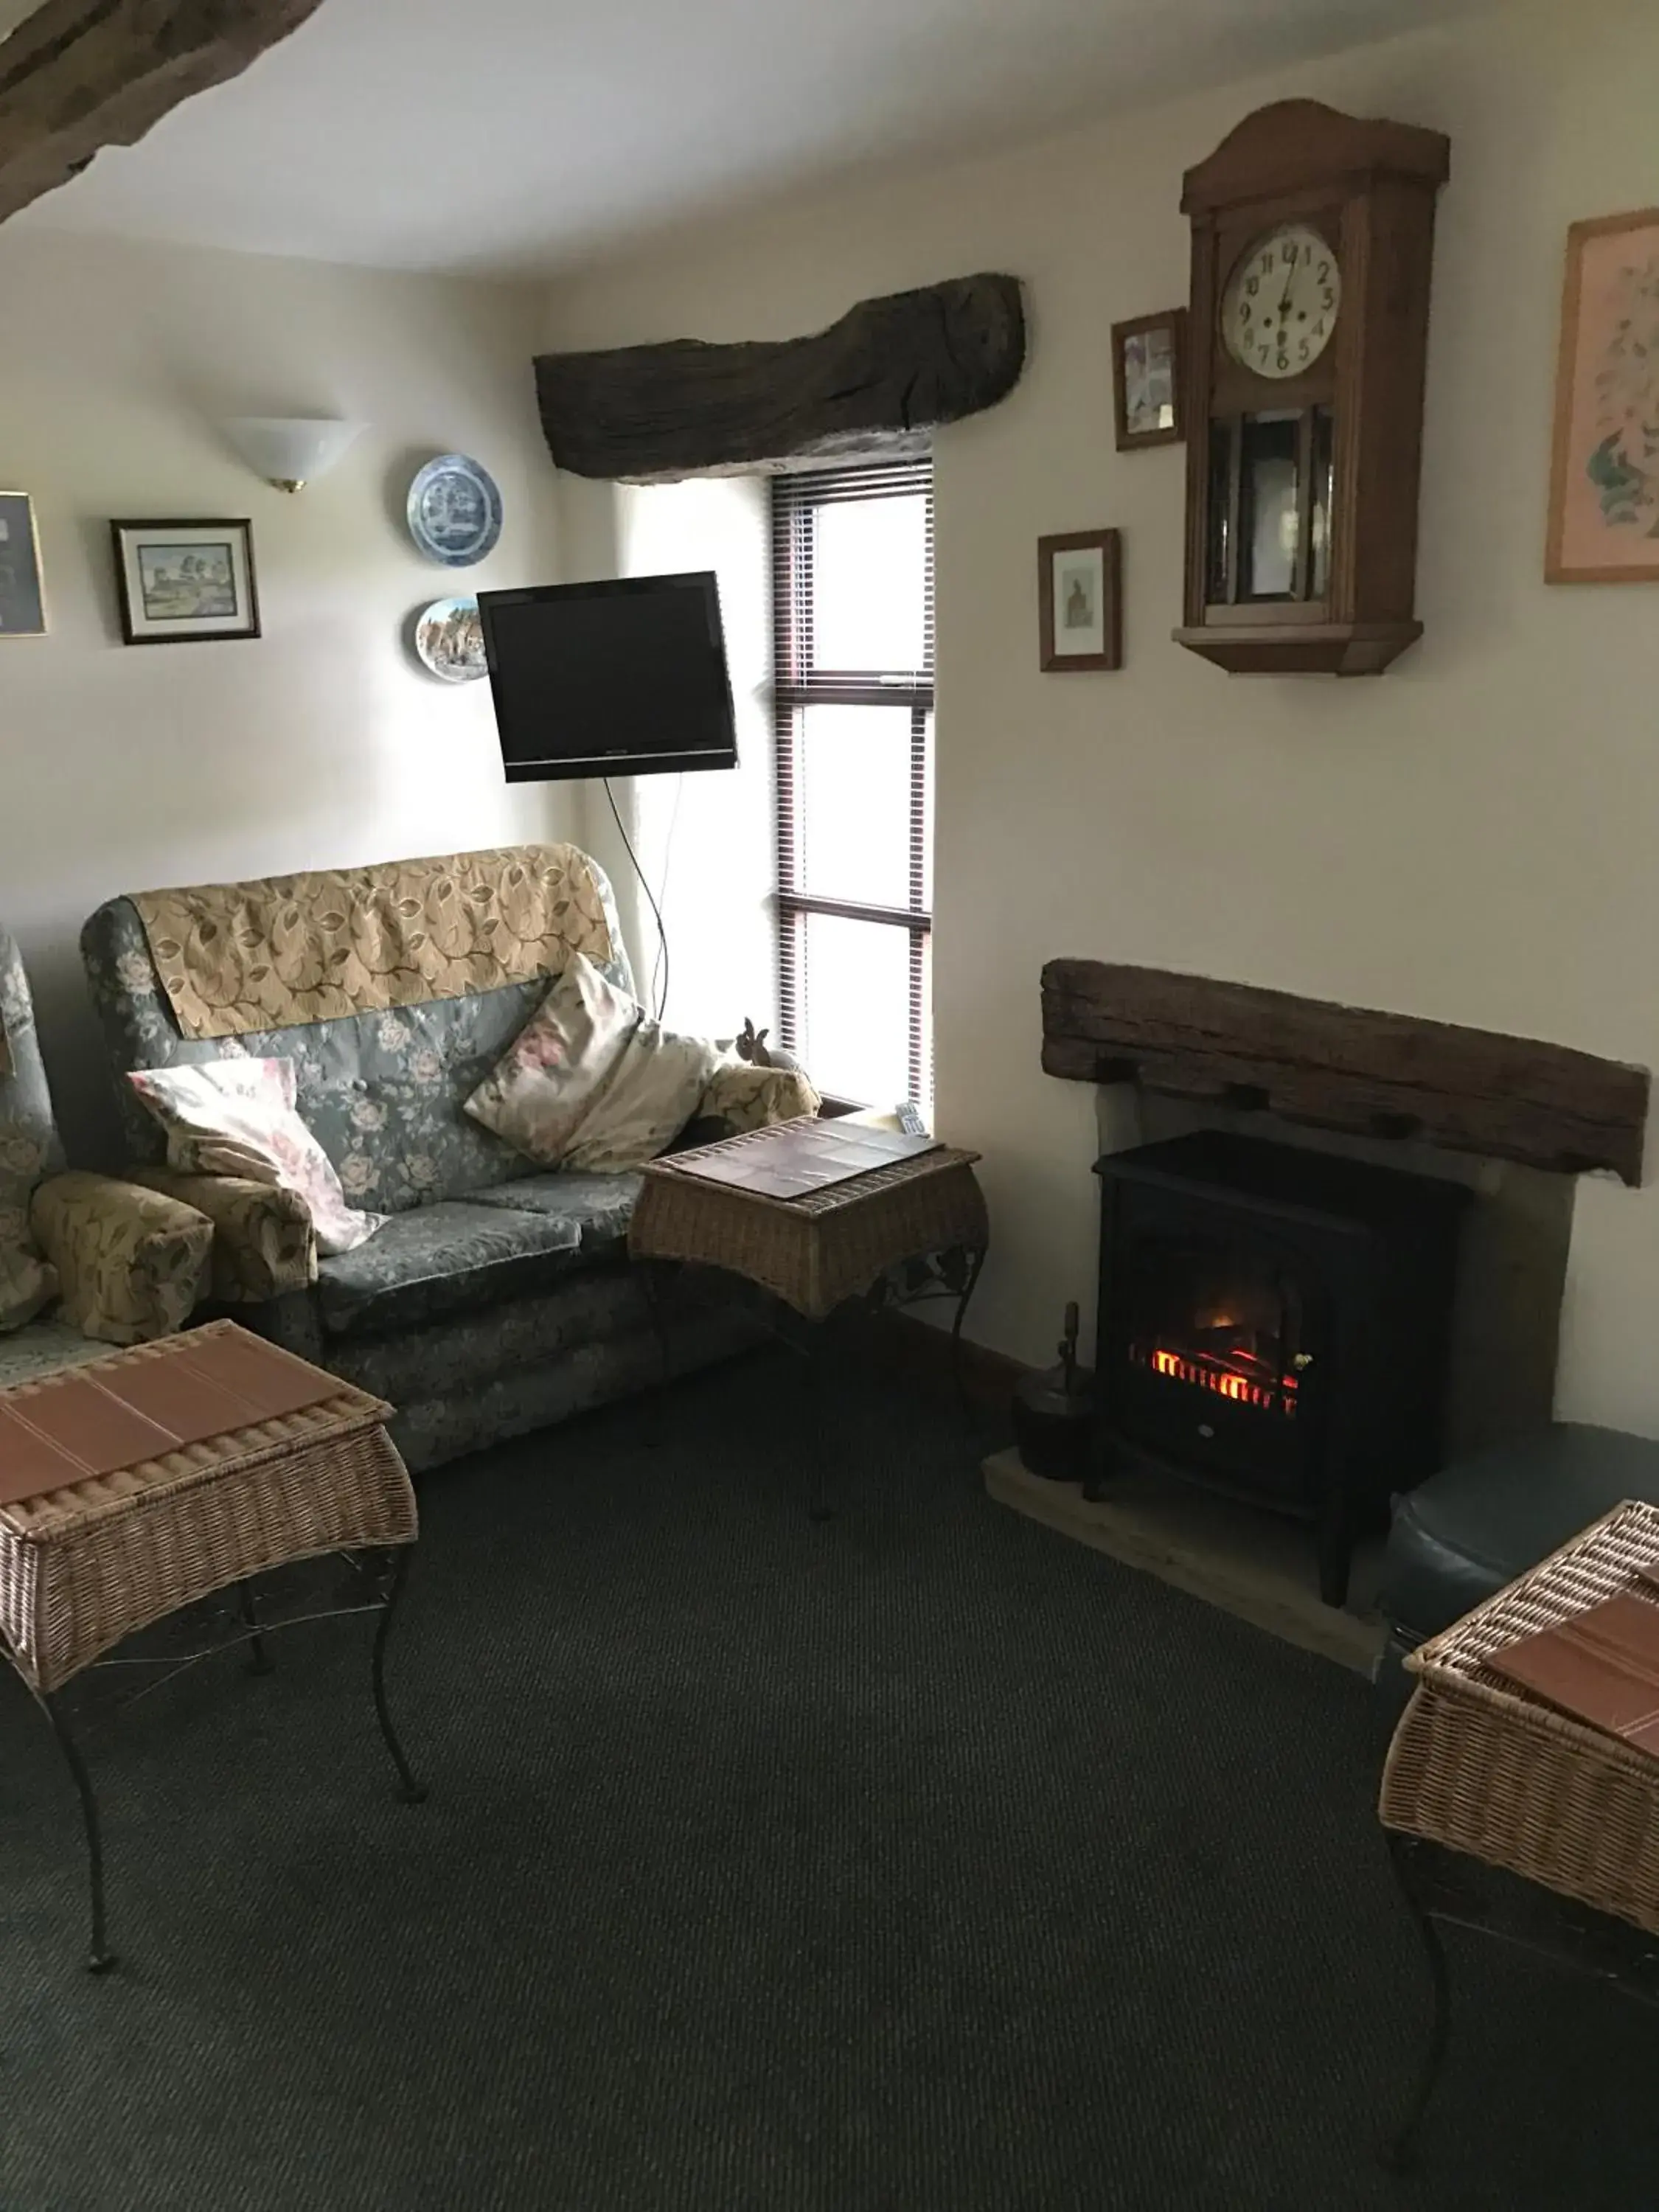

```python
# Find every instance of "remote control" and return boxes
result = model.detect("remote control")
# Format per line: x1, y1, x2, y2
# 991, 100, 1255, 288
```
897, 1099, 930, 1137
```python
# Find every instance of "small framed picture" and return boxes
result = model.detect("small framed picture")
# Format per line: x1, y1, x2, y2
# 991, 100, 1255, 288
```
0, 491, 47, 639
1039, 529, 1122, 672
1112, 309, 1186, 451
111, 518, 261, 644
1546, 206, 1659, 583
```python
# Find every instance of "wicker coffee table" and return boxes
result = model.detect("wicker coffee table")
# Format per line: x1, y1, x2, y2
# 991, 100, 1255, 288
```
1378, 1498, 1659, 2163
0, 1320, 425, 1971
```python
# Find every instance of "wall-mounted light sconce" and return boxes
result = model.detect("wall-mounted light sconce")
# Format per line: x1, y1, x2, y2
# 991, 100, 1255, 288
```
223, 416, 364, 493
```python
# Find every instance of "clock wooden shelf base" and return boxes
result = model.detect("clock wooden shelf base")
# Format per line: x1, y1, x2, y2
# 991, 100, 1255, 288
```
1173, 617, 1423, 678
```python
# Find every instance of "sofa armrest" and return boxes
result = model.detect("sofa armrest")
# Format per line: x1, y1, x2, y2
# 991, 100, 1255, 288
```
694, 1062, 821, 1136
30, 1171, 214, 1345
131, 1168, 318, 1302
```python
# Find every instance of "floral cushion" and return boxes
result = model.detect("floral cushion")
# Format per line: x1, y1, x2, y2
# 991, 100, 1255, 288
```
465, 955, 722, 1173
127, 1058, 384, 1257
314, 1200, 594, 1340
563, 1022, 726, 1172
463, 955, 641, 1164
462, 1171, 642, 1257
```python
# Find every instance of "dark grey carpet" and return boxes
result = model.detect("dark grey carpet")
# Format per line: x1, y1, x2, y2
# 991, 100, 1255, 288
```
3, 1352, 1655, 2211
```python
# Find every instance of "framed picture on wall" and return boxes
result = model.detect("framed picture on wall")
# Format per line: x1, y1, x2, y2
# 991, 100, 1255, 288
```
1112, 309, 1186, 451
1547, 206, 1659, 583
111, 518, 261, 644
0, 491, 47, 638
1038, 529, 1122, 672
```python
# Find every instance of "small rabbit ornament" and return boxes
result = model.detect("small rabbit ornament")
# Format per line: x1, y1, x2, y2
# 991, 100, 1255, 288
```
736, 1018, 804, 1076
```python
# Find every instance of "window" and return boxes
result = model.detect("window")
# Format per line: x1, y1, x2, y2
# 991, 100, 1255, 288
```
771, 459, 934, 1111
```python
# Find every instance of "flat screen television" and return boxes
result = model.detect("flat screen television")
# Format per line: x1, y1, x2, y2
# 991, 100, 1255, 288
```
476, 572, 737, 783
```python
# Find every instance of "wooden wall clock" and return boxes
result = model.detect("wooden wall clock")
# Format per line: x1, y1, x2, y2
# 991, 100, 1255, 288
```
1175, 100, 1450, 676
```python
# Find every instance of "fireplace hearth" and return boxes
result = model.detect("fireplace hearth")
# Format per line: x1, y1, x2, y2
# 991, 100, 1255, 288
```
1090, 1132, 1468, 1607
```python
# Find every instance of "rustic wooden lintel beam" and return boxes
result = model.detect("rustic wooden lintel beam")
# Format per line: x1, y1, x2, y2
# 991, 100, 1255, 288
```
0, 0, 326, 227
535, 273, 1027, 482
1041, 959, 1649, 1186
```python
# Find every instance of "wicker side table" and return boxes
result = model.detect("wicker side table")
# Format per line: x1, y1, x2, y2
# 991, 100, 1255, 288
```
1378, 1498, 1659, 2163
630, 1138, 988, 1323
0, 1320, 425, 1972
630, 1138, 989, 1506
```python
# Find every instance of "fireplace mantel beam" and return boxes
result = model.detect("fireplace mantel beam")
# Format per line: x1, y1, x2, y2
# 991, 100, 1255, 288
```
1041, 961, 1649, 1186
0, 0, 327, 228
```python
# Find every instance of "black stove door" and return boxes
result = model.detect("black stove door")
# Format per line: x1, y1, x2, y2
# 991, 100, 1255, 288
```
1101, 1211, 1329, 1510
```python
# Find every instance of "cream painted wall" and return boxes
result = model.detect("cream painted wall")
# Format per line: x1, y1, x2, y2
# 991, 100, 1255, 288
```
543, 0, 1659, 1435
0, 229, 571, 1158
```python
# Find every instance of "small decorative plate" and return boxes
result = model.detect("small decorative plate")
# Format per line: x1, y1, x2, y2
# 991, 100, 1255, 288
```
406, 453, 503, 567
413, 597, 487, 683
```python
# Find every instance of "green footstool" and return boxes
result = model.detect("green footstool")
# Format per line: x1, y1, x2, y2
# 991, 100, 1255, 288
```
1377, 1422, 1659, 1712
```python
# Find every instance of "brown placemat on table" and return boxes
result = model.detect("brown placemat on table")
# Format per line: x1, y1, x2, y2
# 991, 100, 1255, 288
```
1486, 1585, 1659, 1756
0, 1329, 348, 1508
665, 1119, 940, 1202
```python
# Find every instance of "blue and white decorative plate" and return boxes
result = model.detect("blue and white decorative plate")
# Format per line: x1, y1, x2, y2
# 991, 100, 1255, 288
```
413, 597, 487, 684
406, 453, 503, 567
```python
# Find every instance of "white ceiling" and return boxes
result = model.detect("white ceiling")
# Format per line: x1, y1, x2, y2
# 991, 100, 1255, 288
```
13, 0, 1479, 276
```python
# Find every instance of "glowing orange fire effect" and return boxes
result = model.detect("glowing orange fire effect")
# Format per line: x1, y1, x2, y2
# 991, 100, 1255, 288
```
1135, 1343, 1298, 1418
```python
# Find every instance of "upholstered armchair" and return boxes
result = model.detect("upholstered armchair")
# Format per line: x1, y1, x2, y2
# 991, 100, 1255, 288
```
0, 931, 213, 1390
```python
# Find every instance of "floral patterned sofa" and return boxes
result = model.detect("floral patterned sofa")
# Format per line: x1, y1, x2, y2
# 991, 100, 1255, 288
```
80, 845, 807, 1471
1, 931, 213, 1391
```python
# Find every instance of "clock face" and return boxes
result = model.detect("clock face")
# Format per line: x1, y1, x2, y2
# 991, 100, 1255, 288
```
1222, 223, 1341, 379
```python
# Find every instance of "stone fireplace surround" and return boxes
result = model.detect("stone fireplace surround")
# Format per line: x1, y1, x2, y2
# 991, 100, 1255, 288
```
991, 960, 1658, 1654
1043, 960, 1651, 1454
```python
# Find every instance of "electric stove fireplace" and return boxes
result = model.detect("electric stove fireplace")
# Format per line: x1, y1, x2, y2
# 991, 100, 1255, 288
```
1089, 1132, 1468, 1607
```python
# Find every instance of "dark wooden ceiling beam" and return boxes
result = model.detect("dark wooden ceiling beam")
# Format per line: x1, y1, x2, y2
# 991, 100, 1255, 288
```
535, 273, 1027, 481
0, 0, 326, 227
1042, 959, 1649, 1185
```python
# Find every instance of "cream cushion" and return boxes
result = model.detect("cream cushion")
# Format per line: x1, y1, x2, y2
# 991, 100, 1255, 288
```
128, 1058, 384, 1257
465, 954, 721, 1173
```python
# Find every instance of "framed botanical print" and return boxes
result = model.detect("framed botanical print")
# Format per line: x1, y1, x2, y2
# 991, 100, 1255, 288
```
1547, 207, 1659, 583
1038, 529, 1122, 672
0, 491, 46, 638
1112, 309, 1186, 451
111, 518, 261, 644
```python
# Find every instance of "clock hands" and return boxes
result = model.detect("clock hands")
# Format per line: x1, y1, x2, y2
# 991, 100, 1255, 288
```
1276, 242, 1297, 333
1226, 228, 1339, 375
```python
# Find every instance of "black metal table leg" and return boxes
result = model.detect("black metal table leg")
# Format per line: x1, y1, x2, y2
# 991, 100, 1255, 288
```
804, 1324, 837, 1523
639, 1262, 675, 1447
371, 1548, 428, 1806
640, 1260, 673, 1388
237, 1579, 274, 1675
1382, 1830, 1453, 2171
1316, 1488, 1354, 1610
763, 1304, 836, 1523
948, 1247, 987, 1418
37, 1689, 115, 1974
